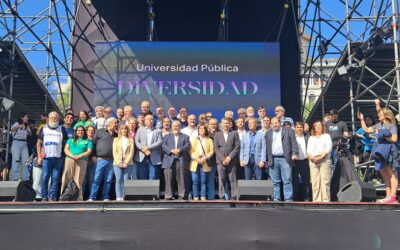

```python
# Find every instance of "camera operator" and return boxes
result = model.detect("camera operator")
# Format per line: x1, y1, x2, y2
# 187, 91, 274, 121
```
324, 109, 349, 168
10, 113, 32, 181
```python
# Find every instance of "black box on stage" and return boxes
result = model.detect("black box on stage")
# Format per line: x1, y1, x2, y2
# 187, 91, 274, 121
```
238, 180, 273, 200
337, 181, 376, 202
0, 181, 35, 202
124, 180, 160, 200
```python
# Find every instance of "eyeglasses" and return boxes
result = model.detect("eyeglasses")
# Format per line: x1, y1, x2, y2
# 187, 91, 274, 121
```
206, 116, 213, 118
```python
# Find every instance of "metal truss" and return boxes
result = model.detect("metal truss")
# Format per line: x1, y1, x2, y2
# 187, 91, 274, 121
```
300, 0, 400, 131
0, 0, 76, 113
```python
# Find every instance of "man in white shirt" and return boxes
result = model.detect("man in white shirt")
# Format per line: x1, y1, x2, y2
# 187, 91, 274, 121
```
265, 117, 299, 201
93, 106, 106, 130
292, 122, 311, 201
181, 114, 198, 143
36, 111, 68, 201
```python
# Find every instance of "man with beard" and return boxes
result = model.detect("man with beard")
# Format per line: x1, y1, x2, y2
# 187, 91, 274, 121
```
266, 117, 299, 201
162, 121, 191, 200
37, 111, 68, 201
154, 106, 166, 129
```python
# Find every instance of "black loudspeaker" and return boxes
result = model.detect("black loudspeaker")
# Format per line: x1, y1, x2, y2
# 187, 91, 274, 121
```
0, 181, 19, 201
15, 181, 36, 202
124, 180, 160, 200
337, 181, 376, 202
0, 181, 35, 202
238, 180, 273, 200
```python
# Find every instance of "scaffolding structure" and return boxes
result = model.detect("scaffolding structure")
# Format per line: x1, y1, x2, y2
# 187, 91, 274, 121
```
0, 0, 76, 114
0, 0, 76, 165
300, 0, 400, 131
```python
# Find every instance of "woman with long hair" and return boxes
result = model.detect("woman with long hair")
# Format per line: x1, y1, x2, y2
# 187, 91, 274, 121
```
82, 125, 96, 200
112, 124, 135, 201
73, 110, 94, 130
10, 113, 31, 181
62, 125, 93, 200
358, 108, 398, 203
190, 125, 214, 200
307, 120, 332, 202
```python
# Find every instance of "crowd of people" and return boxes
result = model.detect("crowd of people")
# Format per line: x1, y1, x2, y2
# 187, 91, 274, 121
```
4, 99, 399, 203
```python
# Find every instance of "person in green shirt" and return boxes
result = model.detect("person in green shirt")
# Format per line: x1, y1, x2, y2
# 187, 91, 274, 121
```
61, 125, 93, 200
73, 110, 94, 130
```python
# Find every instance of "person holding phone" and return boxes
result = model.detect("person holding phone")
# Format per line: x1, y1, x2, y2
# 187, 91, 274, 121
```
10, 113, 32, 181
358, 109, 398, 203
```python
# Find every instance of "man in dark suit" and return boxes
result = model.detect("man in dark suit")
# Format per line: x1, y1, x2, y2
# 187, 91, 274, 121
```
214, 117, 240, 200
162, 121, 191, 200
266, 117, 299, 201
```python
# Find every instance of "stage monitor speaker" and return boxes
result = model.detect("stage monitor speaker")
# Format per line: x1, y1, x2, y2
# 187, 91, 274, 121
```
124, 180, 160, 200
0, 181, 35, 202
0, 181, 19, 201
15, 181, 36, 202
337, 181, 376, 202
238, 180, 273, 200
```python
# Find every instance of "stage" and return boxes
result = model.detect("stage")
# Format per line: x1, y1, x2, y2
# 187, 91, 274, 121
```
0, 201, 399, 250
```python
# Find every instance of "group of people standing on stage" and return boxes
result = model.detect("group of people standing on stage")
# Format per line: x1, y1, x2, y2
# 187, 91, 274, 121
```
5, 99, 399, 203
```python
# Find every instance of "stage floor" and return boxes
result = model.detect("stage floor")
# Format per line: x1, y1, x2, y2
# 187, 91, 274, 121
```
0, 200, 399, 212
1, 201, 399, 250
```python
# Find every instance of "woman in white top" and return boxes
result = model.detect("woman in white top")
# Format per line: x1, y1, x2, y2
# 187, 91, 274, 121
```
112, 124, 134, 201
10, 113, 31, 181
307, 120, 333, 202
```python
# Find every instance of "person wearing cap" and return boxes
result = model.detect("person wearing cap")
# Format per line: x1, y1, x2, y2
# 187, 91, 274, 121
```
324, 109, 349, 167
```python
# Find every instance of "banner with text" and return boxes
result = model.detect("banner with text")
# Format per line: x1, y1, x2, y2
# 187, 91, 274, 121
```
94, 42, 280, 118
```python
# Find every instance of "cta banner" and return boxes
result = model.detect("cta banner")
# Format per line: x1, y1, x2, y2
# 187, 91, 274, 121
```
94, 42, 280, 118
